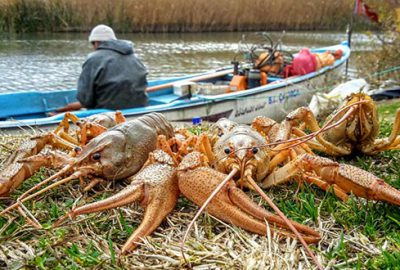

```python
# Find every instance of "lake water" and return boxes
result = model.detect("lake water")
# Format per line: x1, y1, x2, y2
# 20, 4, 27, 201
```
0, 31, 378, 93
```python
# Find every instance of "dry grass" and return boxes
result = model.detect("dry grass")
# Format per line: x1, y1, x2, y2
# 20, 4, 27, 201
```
0, 0, 353, 33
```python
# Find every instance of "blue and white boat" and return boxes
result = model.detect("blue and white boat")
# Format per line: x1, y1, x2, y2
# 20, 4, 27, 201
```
0, 42, 350, 132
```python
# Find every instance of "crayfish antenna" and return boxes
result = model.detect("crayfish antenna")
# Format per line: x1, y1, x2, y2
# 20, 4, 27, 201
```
245, 175, 323, 270
0, 168, 82, 217
17, 202, 42, 229
19, 164, 73, 201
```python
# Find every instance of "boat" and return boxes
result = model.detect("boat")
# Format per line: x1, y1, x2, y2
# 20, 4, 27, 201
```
370, 86, 400, 101
0, 41, 350, 132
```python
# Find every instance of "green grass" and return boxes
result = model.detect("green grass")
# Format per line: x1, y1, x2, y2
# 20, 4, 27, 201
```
0, 100, 399, 269
377, 99, 400, 122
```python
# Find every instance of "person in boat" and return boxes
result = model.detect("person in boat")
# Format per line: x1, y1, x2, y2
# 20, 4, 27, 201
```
52, 24, 148, 114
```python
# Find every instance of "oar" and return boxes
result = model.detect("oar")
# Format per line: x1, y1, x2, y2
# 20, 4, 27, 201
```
146, 69, 233, 92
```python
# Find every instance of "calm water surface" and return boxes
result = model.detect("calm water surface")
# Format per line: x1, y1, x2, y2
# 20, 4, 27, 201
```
0, 31, 377, 93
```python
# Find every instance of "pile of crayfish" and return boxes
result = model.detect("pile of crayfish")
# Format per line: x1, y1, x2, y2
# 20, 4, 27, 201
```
0, 93, 399, 268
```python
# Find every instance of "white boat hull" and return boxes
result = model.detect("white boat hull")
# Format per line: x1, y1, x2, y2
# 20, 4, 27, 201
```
126, 66, 342, 124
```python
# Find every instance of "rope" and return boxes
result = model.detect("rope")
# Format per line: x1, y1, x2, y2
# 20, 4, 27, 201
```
371, 65, 400, 77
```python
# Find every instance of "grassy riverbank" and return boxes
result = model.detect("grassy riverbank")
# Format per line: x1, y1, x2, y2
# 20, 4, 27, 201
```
0, 99, 399, 269
0, 0, 359, 33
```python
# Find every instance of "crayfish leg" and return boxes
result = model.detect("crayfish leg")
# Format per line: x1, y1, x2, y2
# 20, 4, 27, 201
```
83, 178, 106, 192
115, 111, 126, 124
361, 108, 400, 154
286, 106, 353, 156
302, 174, 349, 201
53, 112, 80, 134
0, 149, 70, 196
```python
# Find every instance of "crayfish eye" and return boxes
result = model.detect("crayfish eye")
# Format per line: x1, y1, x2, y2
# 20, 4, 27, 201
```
91, 152, 101, 161
76, 120, 85, 127
224, 148, 231, 154
74, 146, 82, 153
252, 147, 258, 154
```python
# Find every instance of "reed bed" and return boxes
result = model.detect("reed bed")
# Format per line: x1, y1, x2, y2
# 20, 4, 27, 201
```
0, 0, 354, 33
0, 100, 399, 269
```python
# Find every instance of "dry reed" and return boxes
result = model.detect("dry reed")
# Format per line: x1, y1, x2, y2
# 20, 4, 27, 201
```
0, 0, 354, 33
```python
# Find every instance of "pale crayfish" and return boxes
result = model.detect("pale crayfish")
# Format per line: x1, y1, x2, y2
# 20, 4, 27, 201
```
0, 112, 174, 222
211, 115, 400, 206
286, 93, 400, 156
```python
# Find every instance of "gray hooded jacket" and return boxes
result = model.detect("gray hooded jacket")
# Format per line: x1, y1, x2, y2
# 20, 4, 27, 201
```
77, 40, 148, 110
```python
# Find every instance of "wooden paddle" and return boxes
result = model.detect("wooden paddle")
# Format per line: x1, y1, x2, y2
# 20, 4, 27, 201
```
146, 69, 233, 92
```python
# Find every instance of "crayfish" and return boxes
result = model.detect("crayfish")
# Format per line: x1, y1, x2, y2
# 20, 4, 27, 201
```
0, 112, 174, 221
286, 93, 400, 156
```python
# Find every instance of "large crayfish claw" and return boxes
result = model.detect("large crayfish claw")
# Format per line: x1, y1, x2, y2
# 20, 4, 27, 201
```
337, 163, 400, 206
55, 149, 179, 254
177, 152, 320, 243
263, 154, 400, 206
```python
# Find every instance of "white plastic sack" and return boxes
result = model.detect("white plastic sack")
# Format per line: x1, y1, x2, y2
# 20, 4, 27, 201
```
309, 79, 371, 117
